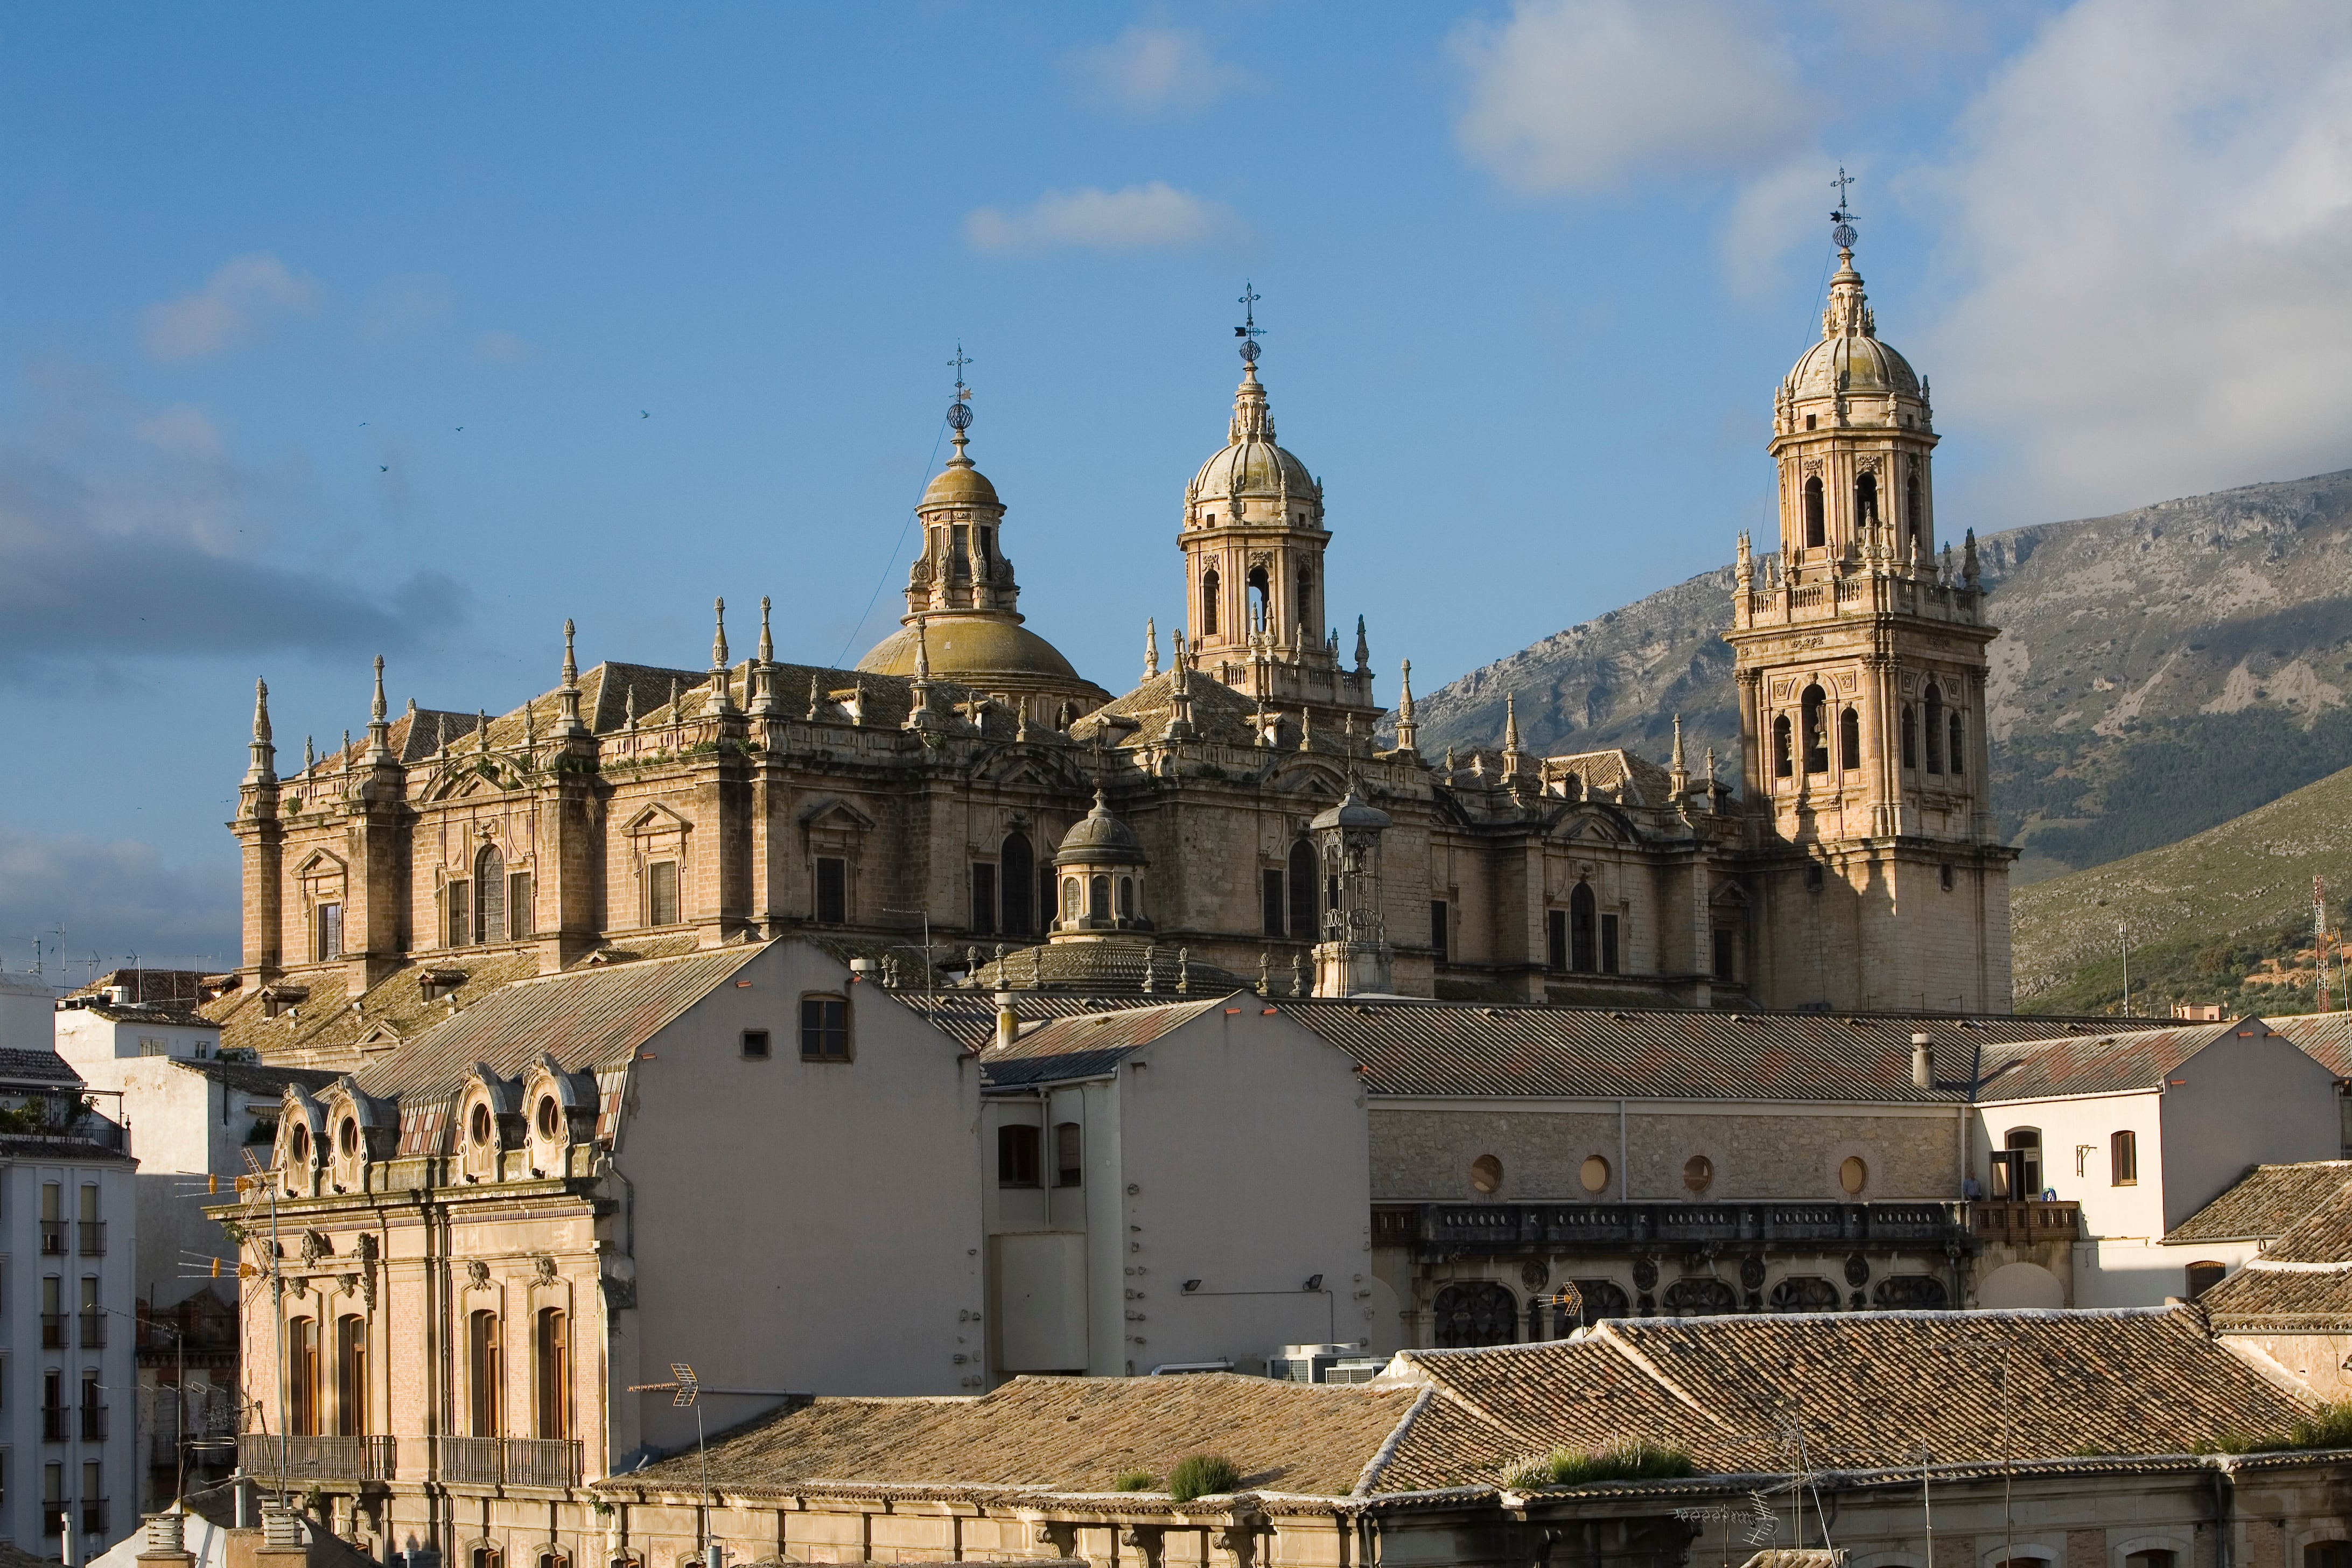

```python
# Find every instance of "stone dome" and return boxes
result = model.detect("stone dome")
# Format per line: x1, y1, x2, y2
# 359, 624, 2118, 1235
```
1787, 332, 1921, 402
921, 451, 1000, 509
1054, 792, 1147, 866
856, 618, 1082, 682
1190, 363, 1317, 503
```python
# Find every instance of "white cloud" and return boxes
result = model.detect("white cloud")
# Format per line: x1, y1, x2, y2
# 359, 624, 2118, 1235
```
138, 253, 324, 362
1921, 0, 2352, 516
474, 329, 535, 363
1451, 0, 1811, 197
1720, 158, 1844, 303
356, 271, 454, 342
1067, 24, 1251, 115
964, 183, 1251, 257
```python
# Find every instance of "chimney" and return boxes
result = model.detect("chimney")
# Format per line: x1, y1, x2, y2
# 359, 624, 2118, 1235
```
994, 992, 1019, 1052
1911, 1032, 1934, 1089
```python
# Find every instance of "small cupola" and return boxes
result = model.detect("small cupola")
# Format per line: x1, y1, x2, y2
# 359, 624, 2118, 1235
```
1049, 790, 1153, 939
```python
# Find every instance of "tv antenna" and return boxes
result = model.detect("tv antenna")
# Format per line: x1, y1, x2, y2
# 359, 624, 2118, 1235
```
628, 1363, 806, 1568
1830, 167, 1859, 252
1235, 282, 1264, 365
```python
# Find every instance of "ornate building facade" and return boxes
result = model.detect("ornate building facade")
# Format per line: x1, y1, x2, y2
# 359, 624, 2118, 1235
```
213, 238, 2010, 1067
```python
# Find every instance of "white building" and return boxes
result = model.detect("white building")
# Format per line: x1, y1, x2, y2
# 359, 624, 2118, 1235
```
0, 1046, 138, 1558
0, 973, 54, 1052
1971, 1016, 2342, 1307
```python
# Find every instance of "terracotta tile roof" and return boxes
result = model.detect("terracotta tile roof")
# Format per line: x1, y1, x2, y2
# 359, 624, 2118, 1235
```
2201, 1262, 2352, 1329
207, 953, 545, 1068
1384, 1307, 2312, 1486
2264, 1012, 2352, 1076
605, 1373, 1423, 1499
981, 997, 1236, 1086
1971, 1020, 2274, 1102
1077, 670, 1370, 755
0, 1049, 83, 1088
1537, 750, 1677, 809
967, 941, 1251, 998
171, 1058, 343, 1098
2166, 1161, 2352, 1243
348, 944, 763, 1103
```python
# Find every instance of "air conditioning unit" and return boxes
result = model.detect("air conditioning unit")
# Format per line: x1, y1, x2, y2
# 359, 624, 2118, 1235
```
1266, 1343, 1381, 1384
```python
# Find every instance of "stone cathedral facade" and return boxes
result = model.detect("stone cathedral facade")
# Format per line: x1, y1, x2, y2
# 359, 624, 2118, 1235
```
218, 243, 2012, 1049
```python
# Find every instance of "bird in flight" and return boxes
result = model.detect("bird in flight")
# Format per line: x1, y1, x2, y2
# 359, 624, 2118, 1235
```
455, 425, 465, 432
641, 410, 649, 418
379, 465, 389, 473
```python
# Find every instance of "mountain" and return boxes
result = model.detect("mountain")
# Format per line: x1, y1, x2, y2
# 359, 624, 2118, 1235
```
2010, 756, 2352, 1016
1411, 468, 2352, 883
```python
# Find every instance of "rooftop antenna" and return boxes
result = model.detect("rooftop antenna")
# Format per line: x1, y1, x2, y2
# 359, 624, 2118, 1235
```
1830, 166, 1859, 252
1235, 281, 1264, 365
626, 1362, 804, 1568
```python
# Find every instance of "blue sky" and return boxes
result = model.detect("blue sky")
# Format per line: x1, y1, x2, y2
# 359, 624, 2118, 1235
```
4, 1, 2349, 978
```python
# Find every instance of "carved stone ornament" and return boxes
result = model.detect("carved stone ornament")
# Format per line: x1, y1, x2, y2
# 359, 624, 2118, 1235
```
1801, 457, 1823, 478
1856, 454, 1883, 475
465, 1259, 491, 1291
300, 1229, 330, 1265
533, 1253, 559, 1287
339, 1272, 360, 1298
355, 1233, 379, 1264
288, 1276, 309, 1301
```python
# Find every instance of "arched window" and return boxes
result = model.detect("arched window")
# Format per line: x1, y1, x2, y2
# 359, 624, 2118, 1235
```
1923, 683, 1945, 773
1200, 567, 1220, 637
1905, 467, 1922, 552
2110, 1130, 2138, 1185
1431, 1282, 1518, 1348
1801, 684, 1829, 774
1569, 883, 1598, 972
1803, 476, 1825, 549
1949, 712, 1965, 775
1854, 470, 1878, 526
1246, 564, 1272, 635
1000, 832, 1034, 937
334, 1314, 367, 1436
1996, 1128, 2042, 1199
1838, 706, 1860, 771
1872, 1275, 1948, 1308
1061, 877, 1080, 923
1901, 705, 1918, 769
2188, 1262, 2228, 1300
535, 1308, 571, 1440
1772, 715, 1793, 778
1287, 839, 1317, 938
468, 1310, 503, 1436
475, 845, 505, 944
1116, 876, 1136, 919
1662, 1278, 1738, 1315
290, 1316, 320, 1436
1296, 566, 1314, 631
1087, 874, 1110, 920
1769, 1276, 1840, 1311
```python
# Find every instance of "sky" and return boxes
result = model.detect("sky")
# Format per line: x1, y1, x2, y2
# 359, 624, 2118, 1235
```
3, 0, 2350, 979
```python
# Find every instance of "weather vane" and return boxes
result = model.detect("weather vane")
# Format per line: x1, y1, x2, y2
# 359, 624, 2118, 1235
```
1830, 167, 1858, 253
1235, 281, 1264, 365
946, 342, 974, 435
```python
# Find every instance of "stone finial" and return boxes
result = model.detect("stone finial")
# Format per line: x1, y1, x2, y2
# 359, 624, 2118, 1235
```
245, 678, 277, 785
523, 699, 536, 748
1354, 615, 1369, 671
1293, 949, 1310, 998
1963, 528, 1982, 589
1177, 947, 1191, 994
1298, 706, 1313, 752
1502, 691, 1521, 754
807, 676, 823, 722
709, 598, 736, 713
1395, 660, 1418, 754
915, 614, 932, 681
751, 596, 780, 718
1144, 617, 1159, 681
365, 656, 396, 764
624, 684, 638, 731
341, 729, 352, 771
758, 594, 775, 664
433, 712, 448, 755
1258, 951, 1271, 996
1703, 746, 1717, 786
668, 676, 682, 726
555, 620, 587, 738
477, 708, 491, 752
1735, 531, 1753, 590
370, 656, 388, 724
1669, 713, 1689, 796
303, 734, 314, 772
562, 618, 579, 685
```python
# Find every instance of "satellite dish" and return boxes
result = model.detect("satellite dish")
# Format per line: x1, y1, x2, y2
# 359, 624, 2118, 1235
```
946, 401, 973, 431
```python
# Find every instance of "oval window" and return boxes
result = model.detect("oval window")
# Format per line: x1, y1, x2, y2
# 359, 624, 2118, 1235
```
1839, 1156, 1868, 1195
339, 1119, 359, 1156
290, 1124, 310, 1163
1470, 1154, 1503, 1194
537, 1096, 561, 1138
1683, 1155, 1713, 1194
1579, 1154, 1611, 1194
471, 1103, 493, 1145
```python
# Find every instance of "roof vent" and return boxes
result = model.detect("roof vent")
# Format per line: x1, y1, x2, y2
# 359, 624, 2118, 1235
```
1910, 1032, 1934, 1089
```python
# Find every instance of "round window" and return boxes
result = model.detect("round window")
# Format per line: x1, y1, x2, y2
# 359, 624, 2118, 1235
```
289, 1124, 310, 1163
1683, 1155, 1713, 1194
1579, 1154, 1611, 1194
1470, 1154, 1503, 1194
537, 1096, 561, 1138
471, 1103, 493, 1145
1839, 1156, 1868, 1195
339, 1119, 359, 1156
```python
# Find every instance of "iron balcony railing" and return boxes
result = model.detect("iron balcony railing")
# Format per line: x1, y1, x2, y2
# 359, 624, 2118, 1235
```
40, 1405, 67, 1442
79, 1221, 104, 1255
1373, 1199, 1972, 1255
82, 1500, 108, 1536
79, 1404, 107, 1441
40, 1221, 66, 1255
236, 1434, 398, 1483
80, 1311, 106, 1348
40, 1313, 66, 1349
432, 1436, 582, 1489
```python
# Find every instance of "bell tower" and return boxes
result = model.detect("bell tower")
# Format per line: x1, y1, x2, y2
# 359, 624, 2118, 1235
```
1177, 285, 1378, 725
1723, 177, 2015, 1012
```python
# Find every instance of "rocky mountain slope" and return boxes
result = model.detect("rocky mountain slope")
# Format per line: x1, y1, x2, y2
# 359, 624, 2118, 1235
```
2011, 756, 2352, 1016
1413, 468, 2352, 882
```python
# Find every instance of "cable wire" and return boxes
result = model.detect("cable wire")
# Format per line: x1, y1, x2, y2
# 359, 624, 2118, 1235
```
830, 416, 950, 668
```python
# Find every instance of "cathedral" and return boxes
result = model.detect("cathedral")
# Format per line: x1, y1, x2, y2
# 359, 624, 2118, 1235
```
218, 235, 2013, 1049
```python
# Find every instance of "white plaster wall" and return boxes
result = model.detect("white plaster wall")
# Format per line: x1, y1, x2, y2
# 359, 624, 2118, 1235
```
2074, 1235, 2263, 1308
619, 942, 984, 1457
1976, 1090, 2169, 1239
0, 975, 53, 1052
2157, 1027, 2340, 1231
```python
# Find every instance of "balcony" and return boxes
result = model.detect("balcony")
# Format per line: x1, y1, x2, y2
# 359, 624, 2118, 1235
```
41, 1406, 67, 1442
40, 1221, 66, 1255
236, 1434, 398, 1484
1968, 1199, 2081, 1245
1371, 1199, 1973, 1257
80, 1405, 107, 1441
41, 1313, 66, 1349
432, 1436, 581, 1489
82, 1500, 108, 1536
80, 1311, 106, 1348
79, 1221, 105, 1256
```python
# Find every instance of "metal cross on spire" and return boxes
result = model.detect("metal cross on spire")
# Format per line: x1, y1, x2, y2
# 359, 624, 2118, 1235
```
1830, 167, 1859, 252
946, 342, 974, 437
1235, 281, 1264, 365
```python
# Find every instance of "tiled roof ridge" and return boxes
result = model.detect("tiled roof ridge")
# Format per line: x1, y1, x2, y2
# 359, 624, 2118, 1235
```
2238, 1258, 2352, 1275
1349, 1384, 1436, 1497
1581, 1323, 1745, 1434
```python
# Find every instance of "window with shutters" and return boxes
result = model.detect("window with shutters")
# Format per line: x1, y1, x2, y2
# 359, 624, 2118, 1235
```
814, 857, 846, 924
998, 1124, 1040, 1187
1430, 900, 1450, 963
475, 846, 506, 943
316, 902, 342, 961
647, 860, 681, 927
799, 995, 850, 1061
970, 862, 997, 936
1262, 869, 1285, 937
1288, 841, 1317, 937
1054, 1123, 1082, 1188
467, 1311, 502, 1437
446, 880, 471, 948
1569, 884, 1598, 972
1546, 908, 1567, 972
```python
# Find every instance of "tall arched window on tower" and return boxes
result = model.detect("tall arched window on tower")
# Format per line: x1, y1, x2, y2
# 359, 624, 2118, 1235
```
1247, 566, 1272, 636
1949, 711, 1965, 776
1801, 684, 1829, 774
1901, 705, 1919, 769
1854, 470, 1878, 529
1773, 715, 1793, 779
475, 845, 506, 944
1839, 706, 1860, 772
1924, 683, 1945, 774
1905, 466, 1922, 554
1000, 832, 1034, 938
1803, 476, 1825, 550
1296, 566, 1315, 633
1569, 883, 1598, 972
1287, 839, 1317, 938
1200, 567, 1221, 637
